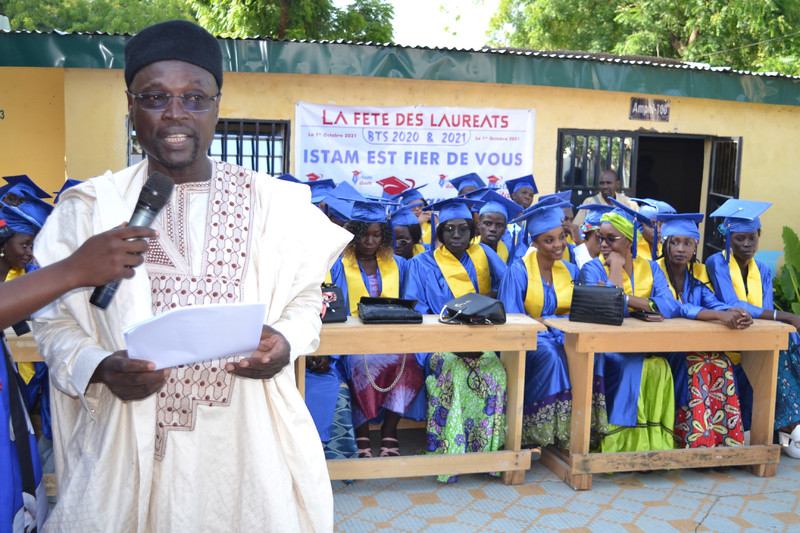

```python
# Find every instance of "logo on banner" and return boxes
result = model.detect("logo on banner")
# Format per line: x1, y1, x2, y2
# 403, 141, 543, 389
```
376, 176, 415, 196
306, 173, 323, 181
487, 175, 502, 189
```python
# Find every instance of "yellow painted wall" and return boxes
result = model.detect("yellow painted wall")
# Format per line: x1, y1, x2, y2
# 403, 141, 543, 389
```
4, 67, 798, 252
0, 68, 66, 195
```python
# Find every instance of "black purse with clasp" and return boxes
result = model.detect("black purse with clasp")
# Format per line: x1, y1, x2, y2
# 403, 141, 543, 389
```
438, 293, 506, 325
568, 282, 625, 326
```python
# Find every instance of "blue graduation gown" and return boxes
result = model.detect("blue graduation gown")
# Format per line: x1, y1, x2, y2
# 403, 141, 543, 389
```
579, 257, 680, 427
705, 252, 773, 317
498, 258, 580, 403
404, 244, 508, 315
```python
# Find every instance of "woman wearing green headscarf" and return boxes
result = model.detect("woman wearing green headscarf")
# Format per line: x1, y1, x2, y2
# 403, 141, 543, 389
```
579, 200, 681, 453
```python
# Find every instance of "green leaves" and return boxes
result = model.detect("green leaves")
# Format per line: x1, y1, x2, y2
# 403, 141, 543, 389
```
775, 226, 800, 313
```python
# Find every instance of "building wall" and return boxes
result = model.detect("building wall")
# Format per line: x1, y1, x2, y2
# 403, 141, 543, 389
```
2, 66, 797, 251
0, 67, 65, 188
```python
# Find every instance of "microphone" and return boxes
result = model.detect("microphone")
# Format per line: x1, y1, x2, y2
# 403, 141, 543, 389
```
89, 171, 175, 309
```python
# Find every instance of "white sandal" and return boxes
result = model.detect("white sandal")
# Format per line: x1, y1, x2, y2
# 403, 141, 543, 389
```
778, 426, 800, 459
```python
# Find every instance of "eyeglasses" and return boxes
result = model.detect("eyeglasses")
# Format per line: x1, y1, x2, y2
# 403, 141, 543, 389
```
126, 91, 220, 112
596, 234, 623, 244
395, 239, 412, 246
442, 224, 470, 234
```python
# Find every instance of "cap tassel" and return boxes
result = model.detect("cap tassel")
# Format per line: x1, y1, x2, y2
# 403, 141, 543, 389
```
632, 224, 638, 259
652, 224, 659, 261
725, 222, 731, 264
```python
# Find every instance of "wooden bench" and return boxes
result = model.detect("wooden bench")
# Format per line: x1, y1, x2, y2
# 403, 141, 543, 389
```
541, 317, 794, 490
298, 314, 543, 484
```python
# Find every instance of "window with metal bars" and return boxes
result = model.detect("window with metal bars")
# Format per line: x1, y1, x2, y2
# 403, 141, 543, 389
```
128, 118, 290, 176
556, 130, 635, 194
209, 119, 290, 175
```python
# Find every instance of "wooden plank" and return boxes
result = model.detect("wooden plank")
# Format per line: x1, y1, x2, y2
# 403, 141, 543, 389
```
570, 445, 780, 474
313, 314, 543, 356
500, 350, 525, 453
6, 335, 42, 363
544, 318, 792, 354
327, 450, 531, 480
563, 334, 594, 490
741, 349, 779, 448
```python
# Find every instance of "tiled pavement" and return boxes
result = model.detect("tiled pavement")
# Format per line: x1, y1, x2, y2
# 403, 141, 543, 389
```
333, 454, 800, 532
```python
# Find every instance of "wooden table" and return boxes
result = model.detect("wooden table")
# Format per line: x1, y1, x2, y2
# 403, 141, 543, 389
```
541, 317, 794, 490
298, 314, 544, 485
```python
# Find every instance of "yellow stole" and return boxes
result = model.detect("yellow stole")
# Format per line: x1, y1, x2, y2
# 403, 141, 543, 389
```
421, 221, 432, 244
657, 258, 712, 300
412, 243, 426, 257
523, 251, 573, 318
636, 236, 660, 260
341, 253, 400, 314
566, 234, 576, 245
324, 270, 332, 285
602, 255, 654, 309
434, 243, 491, 297
5, 267, 24, 281
471, 236, 509, 262
729, 257, 763, 307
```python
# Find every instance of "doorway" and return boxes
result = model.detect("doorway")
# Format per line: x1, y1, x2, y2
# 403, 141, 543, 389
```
635, 135, 705, 213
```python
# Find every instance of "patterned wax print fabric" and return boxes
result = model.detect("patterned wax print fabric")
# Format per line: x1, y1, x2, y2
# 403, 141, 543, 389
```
425, 351, 506, 483
343, 272, 425, 427
672, 352, 744, 447
775, 335, 800, 431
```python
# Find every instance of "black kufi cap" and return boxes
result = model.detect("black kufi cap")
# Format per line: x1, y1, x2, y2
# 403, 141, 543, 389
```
124, 20, 223, 89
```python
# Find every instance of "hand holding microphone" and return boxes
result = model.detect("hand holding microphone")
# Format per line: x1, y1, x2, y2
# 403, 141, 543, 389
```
90, 172, 174, 309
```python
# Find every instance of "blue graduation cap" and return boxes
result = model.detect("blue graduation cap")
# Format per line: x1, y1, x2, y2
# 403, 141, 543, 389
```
424, 197, 481, 223
505, 174, 538, 196
324, 181, 366, 203
510, 201, 571, 241
276, 173, 301, 183
324, 196, 387, 224
603, 197, 654, 259
1, 194, 54, 234
536, 190, 573, 208
631, 197, 676, 220
388, 205, 420, 228
384, 184, 428, 206
710, 198, 772, 262
464, 189, 523, 222
0, 174, 53, 201
449, 173, 486, 195
305, 179, 337, 204
53, 178, 82, 204
657, 213, 704, 242
576, 203, 615, 229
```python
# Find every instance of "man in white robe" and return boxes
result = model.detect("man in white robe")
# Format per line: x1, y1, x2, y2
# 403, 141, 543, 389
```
32, 20, 351, 532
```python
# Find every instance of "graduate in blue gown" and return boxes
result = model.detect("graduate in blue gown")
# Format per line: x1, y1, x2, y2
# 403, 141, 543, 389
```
655, 213, 751, 448
504, 175, 538, 259
405, 198, 508, 315
404, 197, 510, 476
579, 199, 681, 452
705, 199, 800, 453
328, 197, 425, 458
498, 201, 607, 448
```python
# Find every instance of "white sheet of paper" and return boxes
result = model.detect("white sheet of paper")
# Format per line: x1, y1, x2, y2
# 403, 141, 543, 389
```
123, 302, 267, 370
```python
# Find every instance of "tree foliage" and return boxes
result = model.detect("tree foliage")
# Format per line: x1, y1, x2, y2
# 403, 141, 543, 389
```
488, 0, 800, 75
2, 0, 394, 42
2, 0, 195, 34
191, 0, 394, 41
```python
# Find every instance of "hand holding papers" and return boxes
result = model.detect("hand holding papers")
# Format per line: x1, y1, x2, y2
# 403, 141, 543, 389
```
123, 303, 267, 370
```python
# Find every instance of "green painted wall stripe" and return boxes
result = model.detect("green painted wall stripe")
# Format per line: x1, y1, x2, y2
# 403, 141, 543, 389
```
1, 32, 798, 106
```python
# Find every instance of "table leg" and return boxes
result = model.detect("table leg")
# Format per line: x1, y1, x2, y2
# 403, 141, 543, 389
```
501, 349, 527, 485
740, 349, 780, 477
564, 334, 593, 490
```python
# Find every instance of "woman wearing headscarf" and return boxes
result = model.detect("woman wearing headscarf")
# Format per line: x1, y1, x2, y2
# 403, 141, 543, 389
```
498, 201, 607, 449
329, 199, 424, 459
656, 213, 751, 448
579, 199, 681, 452
705, 199, 800, 456
405, 197, 508, 482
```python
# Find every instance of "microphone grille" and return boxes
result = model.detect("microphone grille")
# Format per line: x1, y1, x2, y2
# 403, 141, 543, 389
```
140, 171, 175, 211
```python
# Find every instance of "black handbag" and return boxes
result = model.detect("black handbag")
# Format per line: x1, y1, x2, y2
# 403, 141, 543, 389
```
438, 293, 506, 325
320, 283, 347, 323
357, 297, 423, 324
569, 283, 625, 326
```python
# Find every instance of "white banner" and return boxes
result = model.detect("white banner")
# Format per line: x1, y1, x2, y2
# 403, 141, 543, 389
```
294, 102, 535, 201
